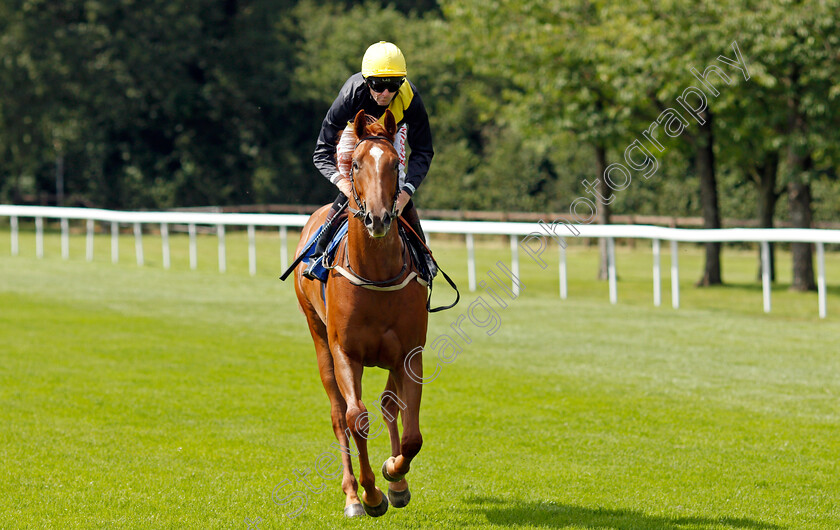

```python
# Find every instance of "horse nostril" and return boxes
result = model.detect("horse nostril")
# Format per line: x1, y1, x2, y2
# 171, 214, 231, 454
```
383, 212, 391, 225
364, 212, 374, 227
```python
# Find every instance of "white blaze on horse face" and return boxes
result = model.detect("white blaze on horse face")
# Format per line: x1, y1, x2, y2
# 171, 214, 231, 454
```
369, 145, 384, 167
361, 142, 397, 227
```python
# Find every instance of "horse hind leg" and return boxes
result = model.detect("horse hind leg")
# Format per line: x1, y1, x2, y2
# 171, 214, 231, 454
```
382, 359, 423, 493
380, 375, 411, 508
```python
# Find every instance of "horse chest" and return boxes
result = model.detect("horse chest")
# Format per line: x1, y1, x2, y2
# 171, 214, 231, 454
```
327, 293, 426, 362
328, 281, 425, 322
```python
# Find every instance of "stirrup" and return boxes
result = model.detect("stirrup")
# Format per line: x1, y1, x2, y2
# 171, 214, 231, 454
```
302, 254, 322, 280
302, 213, 340, 280
303, 260, 318, 280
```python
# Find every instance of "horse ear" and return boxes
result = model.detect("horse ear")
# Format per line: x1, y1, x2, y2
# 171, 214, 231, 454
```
383, 109, 397, 140
353, 110, 367, 140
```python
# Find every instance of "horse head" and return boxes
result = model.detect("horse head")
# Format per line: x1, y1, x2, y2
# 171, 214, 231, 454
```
349, 109, 399, 238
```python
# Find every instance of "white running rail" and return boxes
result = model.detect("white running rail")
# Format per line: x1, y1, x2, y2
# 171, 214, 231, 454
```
2, 205, 837, 318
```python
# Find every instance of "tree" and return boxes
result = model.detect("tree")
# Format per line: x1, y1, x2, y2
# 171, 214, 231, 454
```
1, 0, 301, 208
442, 0, 640, 278
719, 0, 840, 291
718, 72, 784, 281
615, 1, 732, 286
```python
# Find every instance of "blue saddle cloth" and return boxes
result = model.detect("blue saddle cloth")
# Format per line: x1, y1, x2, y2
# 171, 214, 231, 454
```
301, 217, 437, 285
301, 219, 349, 283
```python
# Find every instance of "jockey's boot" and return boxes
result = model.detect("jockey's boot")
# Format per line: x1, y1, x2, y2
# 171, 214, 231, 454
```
401, 200, 437, 281
303, 193, 347, 280
401, 199, 426, 242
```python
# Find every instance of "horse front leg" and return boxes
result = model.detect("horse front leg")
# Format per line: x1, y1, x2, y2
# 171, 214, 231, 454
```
302, 310, 364, 517
316, 353, 364, 515
332, 345, 389, 517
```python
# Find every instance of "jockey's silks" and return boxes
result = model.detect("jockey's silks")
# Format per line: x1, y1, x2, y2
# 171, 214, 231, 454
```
313, 72, 434, 195
382, 81, 414, 126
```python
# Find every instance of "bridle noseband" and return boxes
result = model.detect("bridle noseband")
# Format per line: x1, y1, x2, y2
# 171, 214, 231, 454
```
347, 135, 400, 220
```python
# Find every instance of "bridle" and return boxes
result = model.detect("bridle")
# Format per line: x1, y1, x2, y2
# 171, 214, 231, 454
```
326, 133, 406, 288
346, 135, 400, 221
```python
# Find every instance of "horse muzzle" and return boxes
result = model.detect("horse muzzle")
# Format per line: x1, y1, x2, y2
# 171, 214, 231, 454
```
364, 210, 394, 238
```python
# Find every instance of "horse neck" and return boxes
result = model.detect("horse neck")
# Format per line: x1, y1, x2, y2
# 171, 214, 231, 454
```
346, 217, 404, 281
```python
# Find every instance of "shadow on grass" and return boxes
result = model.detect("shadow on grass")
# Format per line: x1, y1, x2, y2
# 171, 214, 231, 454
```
466, 496, 785, 529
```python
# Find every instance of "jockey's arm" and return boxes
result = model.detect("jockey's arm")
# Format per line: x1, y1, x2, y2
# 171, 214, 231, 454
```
336, 177, 353, 200
313, 77, 360, 185
395, 190, 411, 215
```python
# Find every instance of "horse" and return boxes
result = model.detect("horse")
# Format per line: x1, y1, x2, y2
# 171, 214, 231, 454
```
293, 109, 429, 517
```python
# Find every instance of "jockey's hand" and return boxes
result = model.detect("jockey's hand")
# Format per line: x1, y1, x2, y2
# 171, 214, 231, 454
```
395, 190, 411, 216
336, 177, 353, 199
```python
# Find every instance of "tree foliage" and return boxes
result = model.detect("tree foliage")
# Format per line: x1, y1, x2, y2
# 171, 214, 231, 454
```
1, 0, 838, 248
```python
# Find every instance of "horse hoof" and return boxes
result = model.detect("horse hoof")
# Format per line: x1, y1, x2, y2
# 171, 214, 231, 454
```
361, 488, 389, 517
387, 485, 411, 508
343, 503, 366, 518
381, 458, 405, 482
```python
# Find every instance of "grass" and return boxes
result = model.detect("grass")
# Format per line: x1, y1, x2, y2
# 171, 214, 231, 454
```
1, 222, 839, 529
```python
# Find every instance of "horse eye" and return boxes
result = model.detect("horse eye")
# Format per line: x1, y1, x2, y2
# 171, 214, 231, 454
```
352, 160, 360, 170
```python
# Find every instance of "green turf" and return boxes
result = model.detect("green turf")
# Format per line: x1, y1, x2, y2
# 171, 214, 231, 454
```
1, 224, 839, 529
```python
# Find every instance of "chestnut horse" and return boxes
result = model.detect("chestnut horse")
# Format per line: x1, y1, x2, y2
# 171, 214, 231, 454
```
293, 109, 428, 517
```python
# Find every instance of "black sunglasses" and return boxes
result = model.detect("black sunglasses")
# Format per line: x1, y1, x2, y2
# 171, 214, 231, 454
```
366, 76, 404, 93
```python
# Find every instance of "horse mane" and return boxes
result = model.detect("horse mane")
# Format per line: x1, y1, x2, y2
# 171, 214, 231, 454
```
364, 119, 389, 138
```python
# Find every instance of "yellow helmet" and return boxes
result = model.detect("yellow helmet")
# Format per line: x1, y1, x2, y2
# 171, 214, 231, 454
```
361, 41, 407, 78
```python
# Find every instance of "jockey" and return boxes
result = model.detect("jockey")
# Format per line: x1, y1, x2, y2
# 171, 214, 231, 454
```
304, 41, 434, 279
